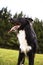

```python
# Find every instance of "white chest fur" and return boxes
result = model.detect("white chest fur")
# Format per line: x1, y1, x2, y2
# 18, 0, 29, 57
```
17, 30, 32, 54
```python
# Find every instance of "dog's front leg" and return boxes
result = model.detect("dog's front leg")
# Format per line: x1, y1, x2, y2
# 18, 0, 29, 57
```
17, 51, 25, 65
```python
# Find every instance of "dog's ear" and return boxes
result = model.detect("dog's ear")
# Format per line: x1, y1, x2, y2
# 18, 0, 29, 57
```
25, 18, 33, 23
28, 18, 33, 22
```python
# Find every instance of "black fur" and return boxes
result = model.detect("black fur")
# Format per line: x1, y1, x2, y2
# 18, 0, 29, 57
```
10, 18, 38, 65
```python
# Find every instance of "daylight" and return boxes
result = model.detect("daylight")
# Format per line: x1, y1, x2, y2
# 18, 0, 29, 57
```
0, 0, 43, 65
0, 0, 43, 20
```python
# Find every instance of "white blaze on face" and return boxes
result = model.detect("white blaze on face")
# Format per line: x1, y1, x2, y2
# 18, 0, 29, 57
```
17, 30, 32, 54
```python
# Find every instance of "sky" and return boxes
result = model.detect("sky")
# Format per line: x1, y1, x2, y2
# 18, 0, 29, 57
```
0, 0, 43, 20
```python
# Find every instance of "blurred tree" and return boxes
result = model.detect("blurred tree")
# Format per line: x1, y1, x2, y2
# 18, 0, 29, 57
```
13, 11, 24, 18
0, 7, 12, 47
0, 7, 43, 53
33, 18, 43, 53
13, 13, 18, 18
18, 11, 23, 18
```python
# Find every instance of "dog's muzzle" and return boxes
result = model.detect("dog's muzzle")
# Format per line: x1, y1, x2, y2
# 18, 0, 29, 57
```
8, 25, 20, 33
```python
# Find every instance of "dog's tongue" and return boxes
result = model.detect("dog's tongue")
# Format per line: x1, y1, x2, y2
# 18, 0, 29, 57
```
14, 25, 20, 30
8, 25, 20, 33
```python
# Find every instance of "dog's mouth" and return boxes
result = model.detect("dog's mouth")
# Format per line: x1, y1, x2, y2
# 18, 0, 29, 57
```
8, 25, 21, 33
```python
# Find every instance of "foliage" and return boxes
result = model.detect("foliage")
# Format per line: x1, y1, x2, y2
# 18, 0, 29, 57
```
33, 18, 43, 53
13, 11, 25, 18
0, 7, 15, 48
0, 7, 43, 53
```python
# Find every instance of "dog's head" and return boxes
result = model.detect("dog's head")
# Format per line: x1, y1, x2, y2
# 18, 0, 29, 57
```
8, 18, 33, 33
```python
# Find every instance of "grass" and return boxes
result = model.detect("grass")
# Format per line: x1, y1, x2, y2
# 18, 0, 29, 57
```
0, 48, 43, 65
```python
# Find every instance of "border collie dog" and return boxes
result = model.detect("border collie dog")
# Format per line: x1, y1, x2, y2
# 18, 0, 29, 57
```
9, 18, 38, 65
